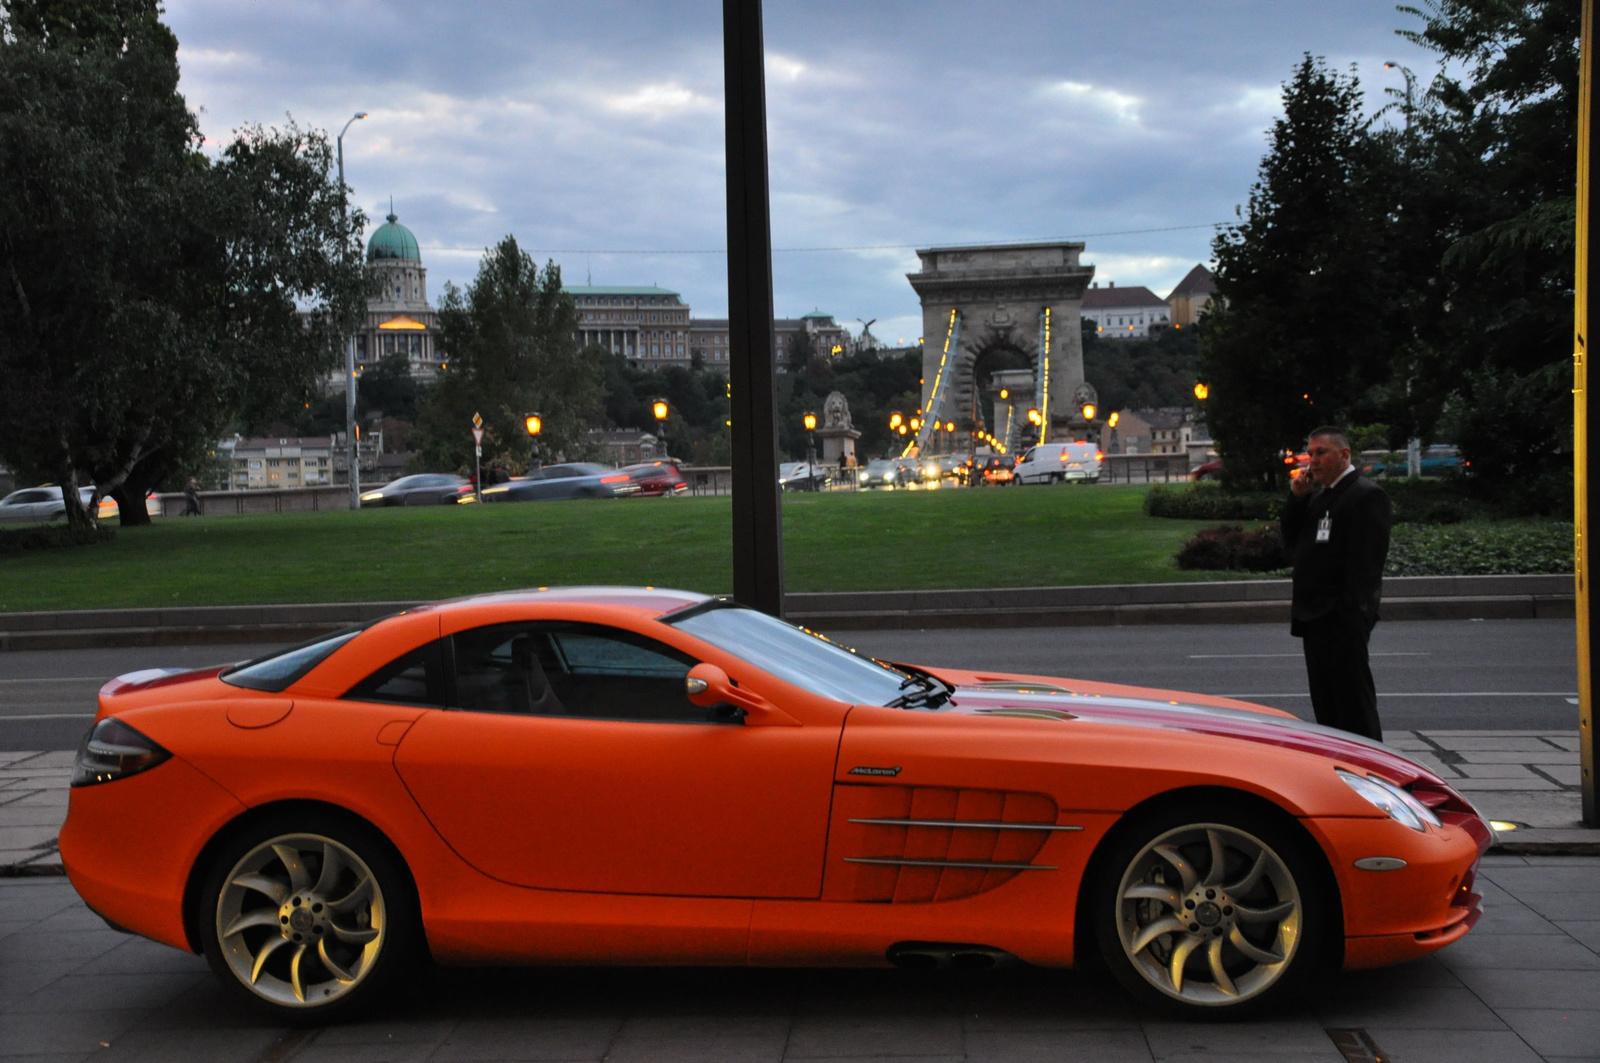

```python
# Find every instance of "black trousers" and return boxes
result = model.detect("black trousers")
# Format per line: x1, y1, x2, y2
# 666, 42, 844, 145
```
1296, 612, 1381, 741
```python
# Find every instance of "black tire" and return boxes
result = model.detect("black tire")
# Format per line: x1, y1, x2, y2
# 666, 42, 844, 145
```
198, 809, 421, 1025
1086, 799, 1331, 1018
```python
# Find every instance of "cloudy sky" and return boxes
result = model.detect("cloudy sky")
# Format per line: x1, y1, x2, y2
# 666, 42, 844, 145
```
164, 0, 1431, 344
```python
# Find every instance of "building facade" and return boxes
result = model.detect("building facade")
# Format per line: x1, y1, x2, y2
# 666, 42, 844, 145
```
230, 437, 336, 490
353, 211, 441, 378
570, 286, 693, 370
1081, 282, 1170, 339
1166, 263, 1218, 327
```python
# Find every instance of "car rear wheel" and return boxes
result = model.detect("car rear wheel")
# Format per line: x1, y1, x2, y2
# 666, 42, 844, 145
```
1090, 804, 1328, 1017
200, 812, 418, 1024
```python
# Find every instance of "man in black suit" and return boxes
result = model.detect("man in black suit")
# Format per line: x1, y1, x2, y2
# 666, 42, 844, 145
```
1280, 426, 1392, 740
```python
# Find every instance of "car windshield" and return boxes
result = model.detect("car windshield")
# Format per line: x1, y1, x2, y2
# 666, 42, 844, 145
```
666, 603, 911, 706
220, 625, 370, 692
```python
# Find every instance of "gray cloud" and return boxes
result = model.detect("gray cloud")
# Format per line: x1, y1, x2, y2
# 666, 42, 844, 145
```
165, 0, 1431, 343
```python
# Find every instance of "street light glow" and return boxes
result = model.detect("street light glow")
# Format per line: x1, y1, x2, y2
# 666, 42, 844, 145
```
524, 414, 543, 437
652, 399, 669, 421
1193, 382, 1210, 401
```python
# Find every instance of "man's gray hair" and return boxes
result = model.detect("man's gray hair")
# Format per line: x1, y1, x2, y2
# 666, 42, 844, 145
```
1306, 426, 1351, 450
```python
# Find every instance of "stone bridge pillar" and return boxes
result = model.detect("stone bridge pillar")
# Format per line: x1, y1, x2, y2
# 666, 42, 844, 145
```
906, 243, 1096, 447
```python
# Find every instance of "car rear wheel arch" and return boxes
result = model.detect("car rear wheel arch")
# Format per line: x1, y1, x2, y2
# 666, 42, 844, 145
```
1074, 786, 1344, 981
182, 800, 425, 961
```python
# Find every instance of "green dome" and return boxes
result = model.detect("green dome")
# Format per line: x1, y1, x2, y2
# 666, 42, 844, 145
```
367, 212, 420, 262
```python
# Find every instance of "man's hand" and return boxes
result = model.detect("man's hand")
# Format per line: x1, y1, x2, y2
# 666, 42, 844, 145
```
1290, 469, 1315, 498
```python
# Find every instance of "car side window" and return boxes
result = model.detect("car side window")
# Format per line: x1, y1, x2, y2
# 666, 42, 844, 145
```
343, 640, 447, 707
450, 622, 704, 722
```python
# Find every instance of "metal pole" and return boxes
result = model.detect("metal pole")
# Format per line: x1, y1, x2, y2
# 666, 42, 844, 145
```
723, 0, 784, 617
337, 112, 367, 510
1576, 0, 1597, 825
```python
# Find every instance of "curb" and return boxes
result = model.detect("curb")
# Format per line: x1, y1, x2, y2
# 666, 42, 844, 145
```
0, 574, 1574, 650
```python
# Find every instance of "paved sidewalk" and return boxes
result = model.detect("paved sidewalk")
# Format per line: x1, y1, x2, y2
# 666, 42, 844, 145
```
0, 855, 1596, 1061
4, 731, 1591, 875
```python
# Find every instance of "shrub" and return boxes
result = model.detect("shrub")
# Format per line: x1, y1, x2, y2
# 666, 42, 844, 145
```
1145, 483, 1281, 521
1176, 524, 1290, 572
0, 523, 116, 555
1385, 522, 1573, 576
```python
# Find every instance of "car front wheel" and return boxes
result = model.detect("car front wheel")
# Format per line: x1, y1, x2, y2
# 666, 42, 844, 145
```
199, 812, 418, 1024
1090, 804, 1329, 1017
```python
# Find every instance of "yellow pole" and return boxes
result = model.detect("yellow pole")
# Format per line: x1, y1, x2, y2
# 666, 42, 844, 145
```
1577, 0, 1596, 825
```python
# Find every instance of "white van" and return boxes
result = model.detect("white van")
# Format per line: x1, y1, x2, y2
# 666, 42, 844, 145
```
1012, 442, 1101, 485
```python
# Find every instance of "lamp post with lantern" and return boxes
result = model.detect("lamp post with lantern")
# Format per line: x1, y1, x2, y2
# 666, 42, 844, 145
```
524, 413, 543, 472
652, 399, 670, 459
336, 110, 368, 509
803, 412, 818, 470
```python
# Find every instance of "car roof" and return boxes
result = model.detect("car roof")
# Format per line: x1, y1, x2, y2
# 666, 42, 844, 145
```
426, 585, 712, 618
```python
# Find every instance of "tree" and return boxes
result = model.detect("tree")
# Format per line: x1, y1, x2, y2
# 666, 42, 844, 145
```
412, 238, 601, 473
0, 0, 367, 527
1199, 55, 1396, 489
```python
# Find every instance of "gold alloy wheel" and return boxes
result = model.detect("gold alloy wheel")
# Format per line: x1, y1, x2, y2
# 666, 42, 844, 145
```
215, 832, 386, 1008
1114, 823, 1302, 1007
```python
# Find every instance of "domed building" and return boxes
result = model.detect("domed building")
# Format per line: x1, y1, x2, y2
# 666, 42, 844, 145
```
353, 209, 440, 378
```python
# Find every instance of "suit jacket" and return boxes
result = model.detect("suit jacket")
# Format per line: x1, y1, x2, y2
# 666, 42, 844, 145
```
1280, 469, 1391, 634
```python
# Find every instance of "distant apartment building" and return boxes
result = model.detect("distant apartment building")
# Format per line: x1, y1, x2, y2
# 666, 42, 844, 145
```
231, 437, 336, 490
1167, 263, 1218, 327
1082, 282, 1171, 339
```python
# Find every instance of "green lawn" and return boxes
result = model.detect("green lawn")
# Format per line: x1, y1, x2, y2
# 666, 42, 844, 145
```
0, 485, 1230, 612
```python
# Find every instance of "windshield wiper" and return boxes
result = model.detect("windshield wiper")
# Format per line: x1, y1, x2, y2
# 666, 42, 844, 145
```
886, 663, 955, 709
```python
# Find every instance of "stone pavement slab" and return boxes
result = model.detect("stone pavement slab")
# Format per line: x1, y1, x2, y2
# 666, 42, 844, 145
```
0, 857, 1595, 1061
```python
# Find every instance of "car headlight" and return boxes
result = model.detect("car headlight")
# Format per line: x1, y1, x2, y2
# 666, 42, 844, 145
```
482, 486, 508, 495
72, 717, 171, 787
1336, 769, 1441, 831
359, 492, 382, 502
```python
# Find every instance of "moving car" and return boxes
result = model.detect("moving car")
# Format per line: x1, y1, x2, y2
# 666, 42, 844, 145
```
977, 455, 1014, 485
62, 587, 1489, 1024
858, 457, 919, 489
480, 463, 638, 502
358, 475, 472, 507
0, 485, 119, 523
621, 462, 689, 497
1013, 443, 1101, 485
919, 455, 963, 484
778, 461, 831, 492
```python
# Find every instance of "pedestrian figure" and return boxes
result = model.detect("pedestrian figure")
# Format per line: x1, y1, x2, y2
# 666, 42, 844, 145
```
182, 476, 202, 517
1280, 426, 1391, 741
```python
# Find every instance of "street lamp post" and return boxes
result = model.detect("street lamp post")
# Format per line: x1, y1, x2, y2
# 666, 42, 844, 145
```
653, 400, 670, 458
524, 413, 543, 472
803, 412, 817, 470
337, 111, 368, 510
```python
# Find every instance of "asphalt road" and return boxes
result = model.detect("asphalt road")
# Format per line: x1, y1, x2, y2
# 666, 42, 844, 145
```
0, 618, 1578, 752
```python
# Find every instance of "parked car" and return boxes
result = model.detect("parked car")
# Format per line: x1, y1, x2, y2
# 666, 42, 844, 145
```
622, 462, 689, 497
359, 474, 472, 507
62, 586, 1490, 1023
1013, 442, 1101, 485
0, 486, 118, 523
778, 461, 831, 492
858, 457, 919, 489
1192, 459, 1222, 482
480, 463, 638, 503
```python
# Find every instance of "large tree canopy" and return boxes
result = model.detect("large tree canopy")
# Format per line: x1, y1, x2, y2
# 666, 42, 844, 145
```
1198, 1, 1577, 509
0, 0, 368, 526
412, 238, 602, 473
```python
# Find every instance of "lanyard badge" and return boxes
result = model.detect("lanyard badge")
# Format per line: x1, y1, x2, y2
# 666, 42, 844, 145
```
1315, 514, 1331, 543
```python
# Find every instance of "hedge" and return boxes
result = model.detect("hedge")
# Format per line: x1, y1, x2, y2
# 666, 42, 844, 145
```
1145, 483, 1281, 521
1384, 522, 1573, 577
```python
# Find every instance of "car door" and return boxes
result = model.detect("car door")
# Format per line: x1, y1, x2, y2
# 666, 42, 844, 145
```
393, 620, 842, 898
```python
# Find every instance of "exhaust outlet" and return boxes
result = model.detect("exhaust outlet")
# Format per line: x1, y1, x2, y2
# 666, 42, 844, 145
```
886, 942, 1017, 972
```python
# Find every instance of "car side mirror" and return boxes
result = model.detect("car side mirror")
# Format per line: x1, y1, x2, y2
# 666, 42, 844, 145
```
685, 663, 798, 726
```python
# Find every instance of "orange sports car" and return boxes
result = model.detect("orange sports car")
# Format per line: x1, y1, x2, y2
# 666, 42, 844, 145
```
60, 587, 1489, 1023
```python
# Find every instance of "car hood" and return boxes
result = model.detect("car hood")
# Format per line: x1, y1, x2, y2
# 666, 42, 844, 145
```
942, 678, 1439, 786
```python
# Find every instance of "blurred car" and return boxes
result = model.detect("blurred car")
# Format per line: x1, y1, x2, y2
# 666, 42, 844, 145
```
858, 457, 919, 489
359, 474, 472, 508
622, 461, 689, 497
978, 456, 1014, 485
919, 455, 964, 484
63, 586, 1489, 1023
480, 463, 638, 503
1192, 459, 1223, 482
1364, 445, 1465, 478
1013, 443, 1101, 485
0, 486, 118, 523
778, 461, 831, 492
